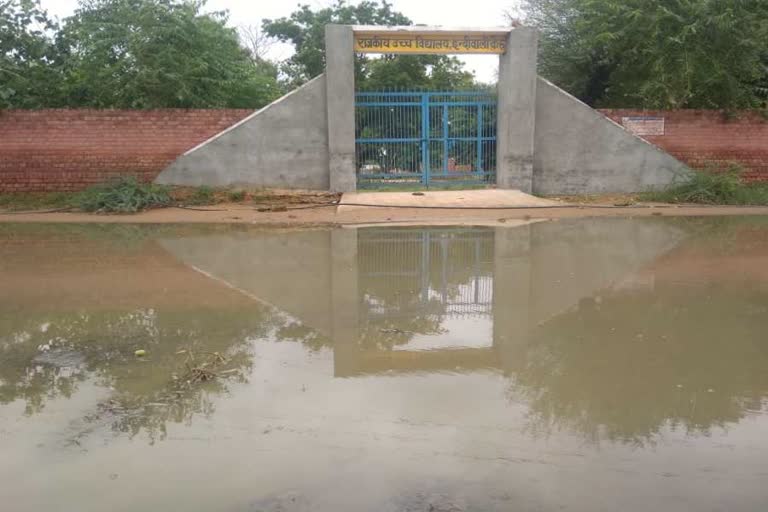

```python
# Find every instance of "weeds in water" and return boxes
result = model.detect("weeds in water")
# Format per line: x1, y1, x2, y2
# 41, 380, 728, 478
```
641, 166, 768, 205
176, 349, 235, 386
74, 177, 171, 213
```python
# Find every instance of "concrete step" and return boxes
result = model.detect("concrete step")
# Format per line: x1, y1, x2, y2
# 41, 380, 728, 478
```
338, 189, 561, 210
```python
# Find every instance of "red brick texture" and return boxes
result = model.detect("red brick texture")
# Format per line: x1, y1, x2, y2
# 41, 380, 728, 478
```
0, 109, 252, 192
2, 108, 767, 192
600, 109, 768, 181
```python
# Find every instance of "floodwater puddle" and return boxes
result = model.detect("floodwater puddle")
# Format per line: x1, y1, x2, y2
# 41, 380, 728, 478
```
1, 218, 768, 511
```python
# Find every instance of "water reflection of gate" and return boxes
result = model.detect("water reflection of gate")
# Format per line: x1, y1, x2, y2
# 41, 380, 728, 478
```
358, 228, 494, 322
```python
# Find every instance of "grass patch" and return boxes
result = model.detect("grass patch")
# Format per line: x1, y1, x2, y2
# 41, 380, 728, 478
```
640, 166, 768, 206
170, 185, 226, 206
185, 185, 216, 205
0, 192, 72, 212
73, 176, 171, 213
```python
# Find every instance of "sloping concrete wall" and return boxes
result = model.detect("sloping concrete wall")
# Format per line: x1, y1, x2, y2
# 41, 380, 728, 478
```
533, 78, 689, 195
159, 231, 334, 335
155, 75, 329, 189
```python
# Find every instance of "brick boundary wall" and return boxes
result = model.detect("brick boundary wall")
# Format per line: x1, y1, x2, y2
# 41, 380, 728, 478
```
600, 109, 768, 182
2, 108, 767, 192
0, 109, 252, 192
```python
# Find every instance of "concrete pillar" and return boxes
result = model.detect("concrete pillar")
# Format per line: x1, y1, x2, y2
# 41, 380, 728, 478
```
496, 28, 539, 193
330, 228, 360, 377
325, 25, 357, 193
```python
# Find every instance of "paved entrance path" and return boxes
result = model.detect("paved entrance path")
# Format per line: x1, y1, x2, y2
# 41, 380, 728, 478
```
338, 189, 561, 210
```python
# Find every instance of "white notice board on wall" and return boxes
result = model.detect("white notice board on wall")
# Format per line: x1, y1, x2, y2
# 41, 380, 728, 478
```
621, 116, 665, 136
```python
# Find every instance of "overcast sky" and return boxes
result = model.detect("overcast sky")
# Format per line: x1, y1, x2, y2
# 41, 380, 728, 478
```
40, 0, 519, 83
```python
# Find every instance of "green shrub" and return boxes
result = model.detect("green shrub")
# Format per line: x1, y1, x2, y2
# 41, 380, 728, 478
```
74, 176, 171, 213
227, 189, 246, 202
641, 166, 768, 205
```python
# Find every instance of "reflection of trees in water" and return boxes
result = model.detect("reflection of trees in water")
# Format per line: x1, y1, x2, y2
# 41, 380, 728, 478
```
0, 360, 85, 417
0, 311, 131, 415
0, 304, 308, 442
507, 287, 768, 445
101, 352, 254, 445
357, 228, 494, 350
275, 319, 330, 352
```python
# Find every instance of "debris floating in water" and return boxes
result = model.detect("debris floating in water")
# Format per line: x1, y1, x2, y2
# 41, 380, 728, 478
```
134, 349, 147, 357
380, 328, 414, 335
177, 349, 228, 386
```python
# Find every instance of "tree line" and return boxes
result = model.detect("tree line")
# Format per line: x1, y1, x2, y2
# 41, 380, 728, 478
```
1, 0, 282, 109
0, 0, 475, 110
517, 0, 768, 109
2, 0, 767, 110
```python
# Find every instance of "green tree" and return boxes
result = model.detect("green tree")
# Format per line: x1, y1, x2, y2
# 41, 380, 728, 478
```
0, 0, 64, 108
58, 0, 281, 108
520, 0, 768, 109
363, 54, 475, 90
263, 0, 476, 90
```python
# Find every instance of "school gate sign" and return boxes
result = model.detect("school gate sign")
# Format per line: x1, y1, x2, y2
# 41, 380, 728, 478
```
353, 30, 507, 54
155, 25, 687, 196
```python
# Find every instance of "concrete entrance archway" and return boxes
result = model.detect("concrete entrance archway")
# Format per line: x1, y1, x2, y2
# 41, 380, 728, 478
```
156, 24, 686, 196
324, 25, 539, 193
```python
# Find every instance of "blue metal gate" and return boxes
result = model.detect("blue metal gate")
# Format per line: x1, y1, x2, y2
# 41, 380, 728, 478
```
355, 91, 497, 188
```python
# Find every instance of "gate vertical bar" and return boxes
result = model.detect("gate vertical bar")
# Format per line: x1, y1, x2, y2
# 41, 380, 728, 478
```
441, 236, 448, 303
421, 93, 430, 187
474, 238, 481, 302
420, 231, 430, 302
442, 103, 449, 175
476, 104, 483, 175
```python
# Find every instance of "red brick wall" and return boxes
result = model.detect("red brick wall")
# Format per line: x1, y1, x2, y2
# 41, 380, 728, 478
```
0, 109, 252, 192
3, 108, 767, 192
600, 109, 768, 181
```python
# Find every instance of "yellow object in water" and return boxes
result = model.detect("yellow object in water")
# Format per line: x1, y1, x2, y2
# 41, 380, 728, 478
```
134, 349, 147, 357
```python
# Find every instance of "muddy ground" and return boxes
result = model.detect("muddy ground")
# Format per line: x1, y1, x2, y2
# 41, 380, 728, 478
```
3, 189, 768, 225
2, 202, 768, 226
